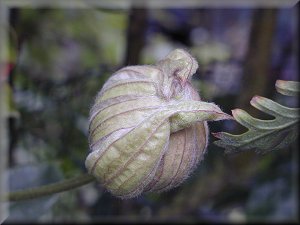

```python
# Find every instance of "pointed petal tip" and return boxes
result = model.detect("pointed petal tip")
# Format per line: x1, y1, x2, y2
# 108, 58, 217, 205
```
211, 111, 234, 121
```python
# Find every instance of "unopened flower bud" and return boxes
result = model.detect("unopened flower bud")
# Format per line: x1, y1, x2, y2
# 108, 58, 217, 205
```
85, 49, 231, 198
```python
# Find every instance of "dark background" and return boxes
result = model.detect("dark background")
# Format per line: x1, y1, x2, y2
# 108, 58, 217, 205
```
4, 5, 299, 223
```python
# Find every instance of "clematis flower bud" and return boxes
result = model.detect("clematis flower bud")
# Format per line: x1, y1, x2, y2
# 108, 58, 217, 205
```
85, 49, 231, 198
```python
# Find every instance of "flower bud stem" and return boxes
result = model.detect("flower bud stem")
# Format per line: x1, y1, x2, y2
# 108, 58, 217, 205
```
1, 173, 95, 202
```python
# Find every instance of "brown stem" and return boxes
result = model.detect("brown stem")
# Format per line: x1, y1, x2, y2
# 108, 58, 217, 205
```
123, 8, 148, 66
236, 9, 278, 118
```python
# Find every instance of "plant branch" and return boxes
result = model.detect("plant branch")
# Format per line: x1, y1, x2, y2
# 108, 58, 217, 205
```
1, 173, 95, 202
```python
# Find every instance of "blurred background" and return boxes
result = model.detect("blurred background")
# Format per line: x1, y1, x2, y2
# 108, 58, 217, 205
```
3, 5, 299, 223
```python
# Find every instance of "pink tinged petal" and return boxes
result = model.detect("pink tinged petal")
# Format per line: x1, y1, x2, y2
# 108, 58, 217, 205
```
145, 122, 208, 192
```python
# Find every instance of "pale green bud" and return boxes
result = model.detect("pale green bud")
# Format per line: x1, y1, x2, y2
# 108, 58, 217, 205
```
85, 49, 232, 198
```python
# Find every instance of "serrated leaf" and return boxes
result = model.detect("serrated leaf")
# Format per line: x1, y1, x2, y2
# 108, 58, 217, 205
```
275, 80, 300, 96
213, 80, 299, 154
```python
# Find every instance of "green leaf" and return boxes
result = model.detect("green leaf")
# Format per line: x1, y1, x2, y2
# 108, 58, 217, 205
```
275, 80, 300, 96
213, 80, 299, 154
